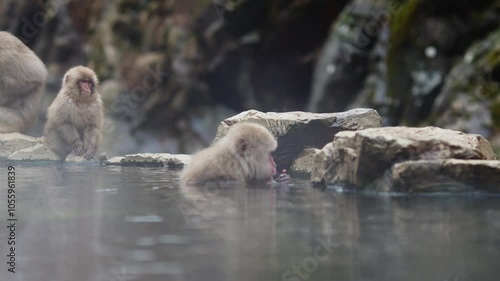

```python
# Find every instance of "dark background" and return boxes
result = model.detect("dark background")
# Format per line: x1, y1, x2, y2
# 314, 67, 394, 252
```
1, 0, 499, 157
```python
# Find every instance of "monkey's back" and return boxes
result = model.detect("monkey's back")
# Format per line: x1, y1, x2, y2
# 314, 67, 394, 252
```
0, 32, 47, 94
180, 144, 245, 184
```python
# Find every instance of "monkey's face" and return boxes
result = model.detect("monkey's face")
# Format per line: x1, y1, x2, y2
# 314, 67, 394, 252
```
268, 153, 277, 177
62, 66, 99, 100
78, 78, 94, 96
226, 122, 278, 183
238, 138, 277, 183
251, 144, 277, 182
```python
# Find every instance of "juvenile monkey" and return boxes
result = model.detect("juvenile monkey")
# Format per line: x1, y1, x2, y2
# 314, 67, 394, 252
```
44, 66, 103, 160
0, 31, 47, 133
181, 122, 277, 184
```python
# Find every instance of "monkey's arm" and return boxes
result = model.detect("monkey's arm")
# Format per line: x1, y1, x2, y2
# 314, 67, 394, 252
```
82, 126, 102, 159
58, 122, 84, 155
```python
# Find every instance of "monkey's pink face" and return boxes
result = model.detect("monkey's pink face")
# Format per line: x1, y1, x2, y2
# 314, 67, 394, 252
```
78, 79, 94, 96
269, 153, 276, 177
257, 150, 277, 182
245, 147, 277, 182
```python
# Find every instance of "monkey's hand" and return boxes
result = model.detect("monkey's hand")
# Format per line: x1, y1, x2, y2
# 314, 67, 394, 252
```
73, 142, 85, 156
83, 149, 96, 160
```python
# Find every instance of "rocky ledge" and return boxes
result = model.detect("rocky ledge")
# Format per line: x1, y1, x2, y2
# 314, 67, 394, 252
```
214, 108, 382, 170
2, 109, 498, 193
106, 153, 191, 168
0, 108, 381, 168
311, 126, 499, 193
0, 133, 59, 161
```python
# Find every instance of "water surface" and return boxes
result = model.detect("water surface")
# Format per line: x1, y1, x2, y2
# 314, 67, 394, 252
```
0, 164, 499, 281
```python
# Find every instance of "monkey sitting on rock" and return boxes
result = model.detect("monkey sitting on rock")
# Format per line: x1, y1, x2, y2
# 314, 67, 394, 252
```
181, 122, 278, 185
44, 66, 103, 160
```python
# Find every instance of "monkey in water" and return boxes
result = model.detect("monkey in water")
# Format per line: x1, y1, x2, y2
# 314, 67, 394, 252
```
181, 122, 278, 185
44, 66, 103, 160
0, 31, 48, 133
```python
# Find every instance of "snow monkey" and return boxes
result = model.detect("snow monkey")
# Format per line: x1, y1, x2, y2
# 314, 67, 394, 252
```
0, 31, 47, 133
181, 122, 278, 185
44, 66, 103, 160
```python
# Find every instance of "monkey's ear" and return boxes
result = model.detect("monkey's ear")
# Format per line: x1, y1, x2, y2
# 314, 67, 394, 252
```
64, 74, 70, 84
236, 138, 248, 157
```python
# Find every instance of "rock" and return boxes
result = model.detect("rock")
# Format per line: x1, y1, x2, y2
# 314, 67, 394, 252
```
390, 160, 468, 192
392, 159, 500, 193
311, 142, 357, 186
290, 148, 321, 176
214, 108, 382, 168
311, 126, 497, 191
442, 160, 500, 192
306, 0, 392, 113
8, 144, 99, 163
8, 143, 59, 161
65, 155, 91, 163
432, 28, 500, 137
105, 153, 191, 168
106, 156, 125, 164
0, 133, 43, 160
98, 153, 108, 162
2, 133, 111, 163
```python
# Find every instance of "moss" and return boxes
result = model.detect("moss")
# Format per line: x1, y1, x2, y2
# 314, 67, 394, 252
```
88, 38, 111, 80
491, 99, 500, 127
387, 0, 421, 97
228, 0, 244, 8
385, 0, 421, 123
389, 0, 420, 51
118, 0, 141, 13
112, 18, 142, 49
494, 147, 500, 159
194, 0, 213, 17
482, 82, 499, 100
487, 49, 500, 64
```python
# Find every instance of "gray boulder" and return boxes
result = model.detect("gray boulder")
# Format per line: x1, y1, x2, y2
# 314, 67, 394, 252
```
8, 143, 59, 161
1, 133, 108, 163
392, 159, 500, 193
290, 148, 321, 176
311, 126, 497, 192
0, 133, 43, 160
106, 153, 191, 168
214, 108, 382, 169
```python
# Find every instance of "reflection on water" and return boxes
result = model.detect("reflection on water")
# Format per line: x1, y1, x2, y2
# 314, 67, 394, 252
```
0, 164, 499, 281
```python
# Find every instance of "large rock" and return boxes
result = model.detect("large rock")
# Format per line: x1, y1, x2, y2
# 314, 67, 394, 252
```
290, 148, 321, 176
311, 126, 497, 191
306, 0, 394, 113
433, 28, 500, 138
392, 159, 500, 193
214, 108, 382, 169
0, 133, 43, 160
1, 133, 107, 163
106, 153, 191, 168
8, 144, 59, 161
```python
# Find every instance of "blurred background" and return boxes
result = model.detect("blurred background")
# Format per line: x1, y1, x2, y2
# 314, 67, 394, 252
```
1, 0, 499, 157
